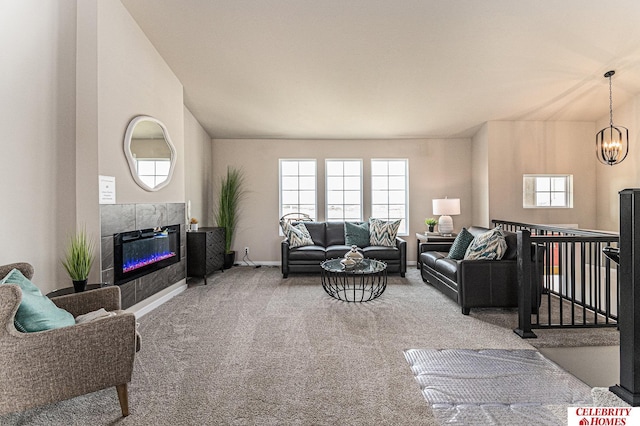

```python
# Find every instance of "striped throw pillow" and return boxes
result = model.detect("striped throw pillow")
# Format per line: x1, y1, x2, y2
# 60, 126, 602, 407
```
369, 218, 401, 247
280, 220, 314, 248
464, 227, 507, 260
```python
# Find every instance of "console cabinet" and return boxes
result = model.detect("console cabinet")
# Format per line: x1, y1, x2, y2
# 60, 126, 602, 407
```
187, 227, 225, 284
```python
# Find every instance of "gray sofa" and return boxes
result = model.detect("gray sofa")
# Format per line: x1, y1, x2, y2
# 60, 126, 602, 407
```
281, 221, 407, 278
420, 226, 543, 315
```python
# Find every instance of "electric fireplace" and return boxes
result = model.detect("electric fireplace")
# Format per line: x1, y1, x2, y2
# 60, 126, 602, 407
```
114, 224, 180, 285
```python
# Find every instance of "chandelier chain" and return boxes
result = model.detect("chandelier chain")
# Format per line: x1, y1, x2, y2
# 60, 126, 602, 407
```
609, 74, 614, 127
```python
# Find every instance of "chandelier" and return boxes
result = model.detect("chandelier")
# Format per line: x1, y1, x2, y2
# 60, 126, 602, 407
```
596, 70, 629, 166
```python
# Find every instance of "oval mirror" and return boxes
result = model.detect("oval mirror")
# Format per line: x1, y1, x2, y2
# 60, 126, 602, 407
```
124, 115, 176, 192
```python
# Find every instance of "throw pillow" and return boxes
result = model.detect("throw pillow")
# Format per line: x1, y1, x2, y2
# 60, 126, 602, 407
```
280, 220, 314, 248
369, 218, 401, 247
446, 228, 475, 260
0, 268, 75, 332
344, 222, 370, 247
464, 227, 507, 260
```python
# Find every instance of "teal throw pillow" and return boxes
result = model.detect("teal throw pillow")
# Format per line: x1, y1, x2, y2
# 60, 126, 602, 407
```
464, 227, 507, 260
446, 228, 475, 260
280, 220, 314, 248
344, 222, 370, 247
0, 268, 75, 332
369, 218, 401, 247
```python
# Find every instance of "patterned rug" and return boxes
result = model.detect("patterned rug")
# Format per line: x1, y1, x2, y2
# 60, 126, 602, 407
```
404, 349, 593, 425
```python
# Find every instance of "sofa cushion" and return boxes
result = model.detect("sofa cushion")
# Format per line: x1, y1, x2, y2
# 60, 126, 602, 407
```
446, 227, 475, 260
420, 251, 447, 269
363, 245, 398, 261
502, 231, 518, 260
344, 222, 370, 247
464, 227, 507, 260
325, 222, 347, 246
0, 268, 75, 332
326, 245, 353, 259
434, 258, 459, 281
288, 245, 327, 261
369, 218, 401, 247
280, 220, 314, 248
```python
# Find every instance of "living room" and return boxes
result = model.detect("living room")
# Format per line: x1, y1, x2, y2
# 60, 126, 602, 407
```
2, 0, 639, 424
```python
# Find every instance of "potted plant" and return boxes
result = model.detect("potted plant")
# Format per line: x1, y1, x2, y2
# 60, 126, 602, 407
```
190, 217, 199, 231
61, 227, 95, 292
214, 167, 245, 269
425, 218, 438, 233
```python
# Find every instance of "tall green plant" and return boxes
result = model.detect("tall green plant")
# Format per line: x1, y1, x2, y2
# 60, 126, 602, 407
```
214, 167, 246, 254
61, 227, 95, 281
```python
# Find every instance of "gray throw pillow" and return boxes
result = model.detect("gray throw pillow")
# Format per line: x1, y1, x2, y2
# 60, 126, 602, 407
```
446, 228, 475, 260
344, 222, 370, 247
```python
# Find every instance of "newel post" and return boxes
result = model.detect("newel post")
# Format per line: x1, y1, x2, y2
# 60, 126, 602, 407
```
514, 229, 536, 338
610, 189, 640, 406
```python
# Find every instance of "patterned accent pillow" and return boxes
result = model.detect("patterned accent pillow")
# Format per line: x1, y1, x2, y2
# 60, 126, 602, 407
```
344, 222, 370, 247
464, 227, 507, 260
369, 218, 401, 247
446, 227, 475, 260
280, 220, 314, 248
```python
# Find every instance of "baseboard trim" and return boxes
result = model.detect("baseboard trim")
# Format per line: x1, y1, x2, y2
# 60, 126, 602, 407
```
126, 279, 187, 318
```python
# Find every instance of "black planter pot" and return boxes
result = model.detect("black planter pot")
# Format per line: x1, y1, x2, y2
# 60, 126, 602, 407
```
223, 251, 236, 269
73, 279, 87, 293
428, 226, 435, 232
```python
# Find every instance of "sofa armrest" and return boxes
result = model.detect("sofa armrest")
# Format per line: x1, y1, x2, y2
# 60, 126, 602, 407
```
51, 286, 121, 317
457, 260, 518, 309
419, 242, 453, 254
281, 239, 290, 277
395, 237, 407, 275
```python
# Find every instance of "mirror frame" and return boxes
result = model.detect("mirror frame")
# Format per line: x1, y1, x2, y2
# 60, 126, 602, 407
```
123, 115, 177, 192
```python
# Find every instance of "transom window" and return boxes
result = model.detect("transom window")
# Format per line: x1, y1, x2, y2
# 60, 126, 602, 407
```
371, 159, 408, 234
326, 160, 362, 221
523, 174, 573, 208
279, 160, 317, 220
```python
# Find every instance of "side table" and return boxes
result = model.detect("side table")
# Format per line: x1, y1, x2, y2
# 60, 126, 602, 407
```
416, 232, 457, 269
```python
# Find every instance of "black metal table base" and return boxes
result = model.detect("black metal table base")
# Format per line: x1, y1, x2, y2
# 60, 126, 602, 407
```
321, 267, 387, 302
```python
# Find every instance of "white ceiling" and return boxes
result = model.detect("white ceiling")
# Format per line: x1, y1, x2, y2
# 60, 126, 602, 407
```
121, 0, 640, 139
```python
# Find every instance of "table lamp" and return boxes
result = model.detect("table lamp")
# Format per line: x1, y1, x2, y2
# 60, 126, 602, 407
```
432, 198, 460, 236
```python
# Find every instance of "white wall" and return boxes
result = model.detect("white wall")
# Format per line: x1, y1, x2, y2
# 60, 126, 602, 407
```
185, 107, 213, 226
211, 138, 472, 264
485, 121, 597, 229
471, 123, 490, 227
76, 0, 186, 284
0, 1, 77, 286
595, 94, 640, 232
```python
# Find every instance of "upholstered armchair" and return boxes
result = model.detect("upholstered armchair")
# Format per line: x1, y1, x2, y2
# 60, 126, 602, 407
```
0, 262, 139, 417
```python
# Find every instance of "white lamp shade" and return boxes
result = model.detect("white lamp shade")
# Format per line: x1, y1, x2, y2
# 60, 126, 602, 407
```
432, 198, 461, 216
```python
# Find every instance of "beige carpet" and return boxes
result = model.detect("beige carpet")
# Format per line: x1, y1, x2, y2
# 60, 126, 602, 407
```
0, 266, 619, 425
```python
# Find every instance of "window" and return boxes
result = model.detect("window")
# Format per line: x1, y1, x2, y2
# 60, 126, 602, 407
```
136, 159, 171, 189
523, 174, 573, 208
279, 160, 317, 220
326, 160, 362, 221
371, 159, 409, 234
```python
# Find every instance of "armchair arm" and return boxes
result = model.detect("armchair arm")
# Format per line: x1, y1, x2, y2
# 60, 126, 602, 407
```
51, 286, 121, 317
281, 239, 290, 277
0, 262, 34, 280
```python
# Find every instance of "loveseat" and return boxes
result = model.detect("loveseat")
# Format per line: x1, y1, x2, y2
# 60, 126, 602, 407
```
281, 221, 407, 278
420, 226, 542, 315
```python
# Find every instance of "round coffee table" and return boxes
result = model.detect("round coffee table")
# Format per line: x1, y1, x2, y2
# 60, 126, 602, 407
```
320, 258, 388, 302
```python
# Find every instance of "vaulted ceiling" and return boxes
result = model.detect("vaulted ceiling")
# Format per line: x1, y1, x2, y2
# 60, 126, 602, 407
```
122, 0, 640, 139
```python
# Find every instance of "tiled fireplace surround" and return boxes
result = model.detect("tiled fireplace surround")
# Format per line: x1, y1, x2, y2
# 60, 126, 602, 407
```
100, 203, 186, 309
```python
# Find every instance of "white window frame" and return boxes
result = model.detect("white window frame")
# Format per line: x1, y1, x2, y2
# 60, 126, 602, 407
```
325, 159, 363, 222
523, 174, 573, 208
279, 159, 317, 221
371, 159, 409, 235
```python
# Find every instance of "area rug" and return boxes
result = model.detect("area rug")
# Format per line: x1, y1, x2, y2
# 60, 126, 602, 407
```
404, 348, 593, 425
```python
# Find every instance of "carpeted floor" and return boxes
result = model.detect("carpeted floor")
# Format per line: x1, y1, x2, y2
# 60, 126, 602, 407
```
0, 266, 620, 425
